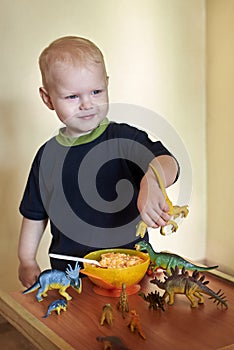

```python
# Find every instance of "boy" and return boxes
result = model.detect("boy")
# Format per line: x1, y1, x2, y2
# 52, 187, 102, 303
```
18, 36, 178, 288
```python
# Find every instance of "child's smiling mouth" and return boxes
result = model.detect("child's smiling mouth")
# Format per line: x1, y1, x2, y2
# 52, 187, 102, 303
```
73, 111, 96, 119
79, 113, 96, 120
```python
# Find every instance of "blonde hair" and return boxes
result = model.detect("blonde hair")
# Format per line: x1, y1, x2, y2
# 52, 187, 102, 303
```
39, 36, 107, 88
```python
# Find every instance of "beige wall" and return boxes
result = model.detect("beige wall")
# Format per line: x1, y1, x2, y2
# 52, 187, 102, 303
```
206, 0, 234, 276
0, 0, 212, 292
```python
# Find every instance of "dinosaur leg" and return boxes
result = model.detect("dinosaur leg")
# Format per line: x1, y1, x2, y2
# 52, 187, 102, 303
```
180, 206, 189, 218
186, 291, 198, 308
106, 313, 113, 326
194, 292, 204, 304
56, 306, 66, 315
161, 205, 189, 235
103, 341, 112, 350
136, 220, 147, 238
56, 307, 61, 315
100, 313, 106, 326
167, 292, 175, 305
36, 287, 48, 302
59, 287, 72, 301
151, 263, 158, 273
172, 206, 189, 219
160, 220, 178, 235
162, 291, 169, 304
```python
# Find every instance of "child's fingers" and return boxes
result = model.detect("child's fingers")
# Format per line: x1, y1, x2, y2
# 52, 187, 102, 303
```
160, 210, 171, 222
140, 212, 159, 228
141, 209, 169, 228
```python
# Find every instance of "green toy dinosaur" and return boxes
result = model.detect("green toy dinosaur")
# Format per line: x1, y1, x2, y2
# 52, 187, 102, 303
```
135, 240, 218, 274
136, 162, 189, 237
150, 266, 228, 309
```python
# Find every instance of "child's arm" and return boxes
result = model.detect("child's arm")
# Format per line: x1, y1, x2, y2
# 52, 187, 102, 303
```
137, 155, 178, 229
18, 217, 48, 288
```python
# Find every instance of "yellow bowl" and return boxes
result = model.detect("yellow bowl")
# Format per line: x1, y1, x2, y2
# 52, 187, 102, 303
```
82, 248, 150, 295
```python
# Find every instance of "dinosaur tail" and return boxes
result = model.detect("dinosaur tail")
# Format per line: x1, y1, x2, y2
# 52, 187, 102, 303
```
185, 262, 218, 271
196, 265, 219, 271
22, 281, 40, 295
208, 289, 228, 309
191, 270, 228, 309
96, 336, 104, 343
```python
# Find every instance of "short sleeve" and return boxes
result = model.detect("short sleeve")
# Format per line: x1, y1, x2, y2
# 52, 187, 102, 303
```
19, 146, 48, 220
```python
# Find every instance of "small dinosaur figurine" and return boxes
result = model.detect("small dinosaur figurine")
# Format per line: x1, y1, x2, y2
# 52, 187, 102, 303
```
43, 299, 67, 318
116, 283, 129, 319
100, 303, 114, 326
150, 266, 228, 309
136, 162, 189, 237
96, 336, 130, 350
128, 310, 146, 340
23, 262, 82, 302
135, 240, 218, 274
138, 291, 165, 311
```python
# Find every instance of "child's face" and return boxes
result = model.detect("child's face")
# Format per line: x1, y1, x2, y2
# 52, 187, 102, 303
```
40, 62, 109, 137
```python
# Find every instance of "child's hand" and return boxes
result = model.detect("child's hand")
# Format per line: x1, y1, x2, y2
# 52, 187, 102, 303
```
137, 168, 171, 229
18, 260, 41, 288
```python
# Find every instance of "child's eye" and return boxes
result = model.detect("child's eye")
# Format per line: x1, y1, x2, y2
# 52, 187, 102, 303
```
66, 95, 79, 100
92, 89, 102, 95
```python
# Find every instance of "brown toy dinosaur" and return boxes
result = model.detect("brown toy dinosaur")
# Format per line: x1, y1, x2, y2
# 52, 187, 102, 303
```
117, 283, 129, 319
136, 162, 189, 237
127, 310, 146, 340
138, 291, 165, 311
150, 266, 228, 309
100, 303, 114, 326
96, 336, 130, 350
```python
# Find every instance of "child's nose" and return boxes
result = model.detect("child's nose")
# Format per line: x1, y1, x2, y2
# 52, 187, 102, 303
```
79, 96, 93, 110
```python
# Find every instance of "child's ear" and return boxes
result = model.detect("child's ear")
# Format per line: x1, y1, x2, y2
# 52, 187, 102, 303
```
39, 87, 54, 110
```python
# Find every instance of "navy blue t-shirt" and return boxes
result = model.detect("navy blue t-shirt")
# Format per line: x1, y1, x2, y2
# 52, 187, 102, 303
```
19, 121, 176, 270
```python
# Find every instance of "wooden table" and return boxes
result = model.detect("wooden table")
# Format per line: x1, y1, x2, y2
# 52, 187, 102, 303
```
0, 273, 233, 350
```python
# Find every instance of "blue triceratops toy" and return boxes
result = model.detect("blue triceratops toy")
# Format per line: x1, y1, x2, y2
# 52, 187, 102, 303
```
43, 299, 67, 318
23, 262, 82, 302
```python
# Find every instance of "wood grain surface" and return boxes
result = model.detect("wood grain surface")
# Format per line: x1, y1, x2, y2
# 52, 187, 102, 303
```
1, 272, 233, 350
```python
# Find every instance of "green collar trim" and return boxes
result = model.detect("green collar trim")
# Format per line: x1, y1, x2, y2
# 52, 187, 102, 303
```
56, 118, 110, 146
